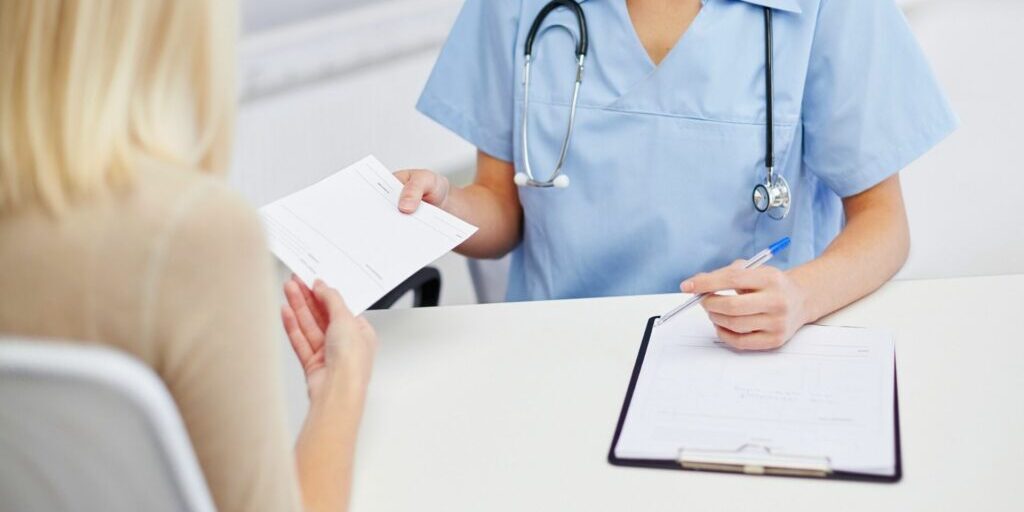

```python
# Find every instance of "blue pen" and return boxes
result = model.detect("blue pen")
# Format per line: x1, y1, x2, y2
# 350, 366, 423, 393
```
655, 237, 792, 327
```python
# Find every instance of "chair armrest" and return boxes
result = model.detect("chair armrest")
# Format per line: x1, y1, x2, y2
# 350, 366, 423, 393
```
368, 267, 442, 310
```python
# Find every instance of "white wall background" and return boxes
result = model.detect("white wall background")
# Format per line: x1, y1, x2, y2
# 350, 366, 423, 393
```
232, 0, 1024, 309
233, 0, 473, 206
896, 0, 1024, 279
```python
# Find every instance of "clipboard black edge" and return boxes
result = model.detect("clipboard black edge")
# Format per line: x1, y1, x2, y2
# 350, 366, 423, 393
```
606, 316, 903, 483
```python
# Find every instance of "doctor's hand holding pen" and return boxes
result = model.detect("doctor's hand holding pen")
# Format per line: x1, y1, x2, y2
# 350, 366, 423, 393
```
681, 260, 811, 352
654, 238, 808, 352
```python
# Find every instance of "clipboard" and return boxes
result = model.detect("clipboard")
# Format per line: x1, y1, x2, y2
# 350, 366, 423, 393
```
607, 317, 903, 483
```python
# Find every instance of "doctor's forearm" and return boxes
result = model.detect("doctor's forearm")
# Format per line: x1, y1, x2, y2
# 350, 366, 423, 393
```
445, 183, 522, 259
442, 151, 523, 259
787, 175, 910, 324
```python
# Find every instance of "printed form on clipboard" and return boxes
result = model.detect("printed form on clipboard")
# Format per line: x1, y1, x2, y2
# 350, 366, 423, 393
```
609, 315, 900, 482
259, 156, 477, 315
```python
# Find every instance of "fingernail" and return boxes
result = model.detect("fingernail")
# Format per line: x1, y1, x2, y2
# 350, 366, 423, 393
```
681, 281, 694, 292
398, 199, 414, 212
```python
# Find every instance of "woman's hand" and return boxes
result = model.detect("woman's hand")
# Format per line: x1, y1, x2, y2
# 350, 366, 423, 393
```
682, 261, 811, 351
281, 275, 377, 401
283, 276, 375, 512
394, 169, 451, 214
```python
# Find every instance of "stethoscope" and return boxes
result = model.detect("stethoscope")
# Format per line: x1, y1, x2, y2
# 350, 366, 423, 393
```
514, 0, 792, 220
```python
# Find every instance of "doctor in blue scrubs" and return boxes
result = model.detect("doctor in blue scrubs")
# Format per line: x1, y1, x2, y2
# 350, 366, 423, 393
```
395, 0, 957, 349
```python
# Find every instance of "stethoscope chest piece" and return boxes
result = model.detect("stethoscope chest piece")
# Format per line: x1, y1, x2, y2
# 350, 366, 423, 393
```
752, 170, 791, 220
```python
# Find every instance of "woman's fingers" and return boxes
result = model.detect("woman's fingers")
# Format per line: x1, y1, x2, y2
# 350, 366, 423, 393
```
281, 305, 313, 363
284, 280, 325, 345
312, 280, 354, 323
301, 281, 378, 394
307, 350, 325, 369
283, 306, 328, 382
291, 275, 327, 330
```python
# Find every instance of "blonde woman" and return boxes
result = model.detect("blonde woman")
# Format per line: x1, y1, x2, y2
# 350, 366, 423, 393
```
0, 2, 373, 511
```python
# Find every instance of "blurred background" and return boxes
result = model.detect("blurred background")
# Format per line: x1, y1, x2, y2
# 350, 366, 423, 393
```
233, 0, 1024, 307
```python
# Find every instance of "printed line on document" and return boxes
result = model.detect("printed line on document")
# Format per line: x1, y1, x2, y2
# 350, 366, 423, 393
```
279, 205, 385, 289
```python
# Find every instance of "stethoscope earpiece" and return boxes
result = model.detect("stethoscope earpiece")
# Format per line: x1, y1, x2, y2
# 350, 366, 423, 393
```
514, 172, 529, 187
552, 174, 570, 188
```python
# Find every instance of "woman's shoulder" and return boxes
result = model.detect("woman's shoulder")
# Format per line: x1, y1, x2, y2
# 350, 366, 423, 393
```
132, 159, 266, 257
131, 159, 276, 355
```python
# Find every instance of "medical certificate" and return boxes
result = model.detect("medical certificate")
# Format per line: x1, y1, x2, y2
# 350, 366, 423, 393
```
260, 155, 477, 314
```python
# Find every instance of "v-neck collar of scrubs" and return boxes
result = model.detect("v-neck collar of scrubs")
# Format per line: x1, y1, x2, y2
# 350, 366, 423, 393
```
730, 0, 802, 14
576, 0, 802, 13
572, 0, 802, 106
619, 0, 711, 71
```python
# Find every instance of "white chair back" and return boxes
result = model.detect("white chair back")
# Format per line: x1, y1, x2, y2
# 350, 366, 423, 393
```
0, 340, 215, 512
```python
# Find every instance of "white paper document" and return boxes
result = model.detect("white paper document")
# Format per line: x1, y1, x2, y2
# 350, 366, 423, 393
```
259, 156, 477, 315
615, 317, 896, 476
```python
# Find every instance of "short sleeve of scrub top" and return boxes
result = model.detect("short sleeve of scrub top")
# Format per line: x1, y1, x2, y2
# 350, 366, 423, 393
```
416, 0, 520, 162
801, 0, 959, 197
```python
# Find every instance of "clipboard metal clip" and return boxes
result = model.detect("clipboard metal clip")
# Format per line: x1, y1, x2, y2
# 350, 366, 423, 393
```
677, 444, 833, 478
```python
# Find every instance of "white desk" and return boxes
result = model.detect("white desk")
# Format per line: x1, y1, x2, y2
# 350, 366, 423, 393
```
349, 275, 1024, 511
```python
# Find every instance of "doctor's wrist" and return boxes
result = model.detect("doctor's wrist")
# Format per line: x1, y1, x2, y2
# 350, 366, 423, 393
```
786, 267, 823, 326
438, 178, 454, 212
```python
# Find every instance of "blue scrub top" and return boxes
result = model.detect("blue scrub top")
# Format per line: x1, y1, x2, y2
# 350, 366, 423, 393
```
417, 0, 958, 302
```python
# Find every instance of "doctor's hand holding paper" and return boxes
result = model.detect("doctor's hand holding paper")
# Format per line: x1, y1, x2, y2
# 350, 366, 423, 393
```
396, 0, 956, 349
395, 151, 522, 260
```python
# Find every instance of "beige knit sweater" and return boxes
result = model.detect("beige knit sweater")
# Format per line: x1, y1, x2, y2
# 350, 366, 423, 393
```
0, 159, 302, 512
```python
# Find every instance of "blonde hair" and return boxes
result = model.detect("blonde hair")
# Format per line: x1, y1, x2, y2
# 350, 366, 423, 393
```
0, 0, 237, 213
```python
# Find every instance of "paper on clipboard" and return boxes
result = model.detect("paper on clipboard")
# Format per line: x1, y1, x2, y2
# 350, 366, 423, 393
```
614, 316, 897, 476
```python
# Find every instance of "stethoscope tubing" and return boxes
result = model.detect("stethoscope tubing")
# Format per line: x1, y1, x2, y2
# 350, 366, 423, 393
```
519, 53, 584, 188
764, 7, 775, 181
518, 1, 790, 219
